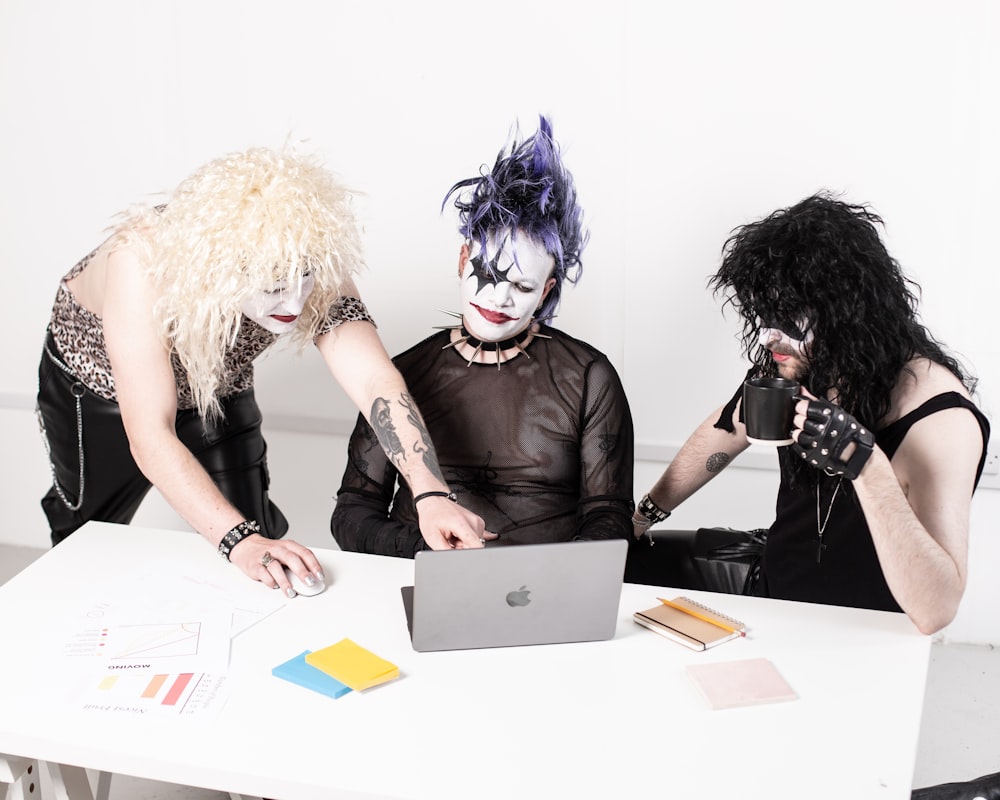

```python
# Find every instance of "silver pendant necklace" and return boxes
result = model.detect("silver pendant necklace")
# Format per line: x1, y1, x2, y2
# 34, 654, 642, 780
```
815, 478, 843, 563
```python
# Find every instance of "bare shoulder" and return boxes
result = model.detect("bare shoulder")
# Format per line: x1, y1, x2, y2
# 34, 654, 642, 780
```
886, 358, 971, 423
887, 358, 984, 497
62, 240, 115, 316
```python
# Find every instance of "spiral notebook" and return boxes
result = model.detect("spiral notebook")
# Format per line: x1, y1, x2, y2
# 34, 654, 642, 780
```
633, 596, 746, 651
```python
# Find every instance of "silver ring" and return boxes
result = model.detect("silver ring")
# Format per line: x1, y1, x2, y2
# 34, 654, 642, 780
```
260, 552, 274, 568
479, 538, 486, 546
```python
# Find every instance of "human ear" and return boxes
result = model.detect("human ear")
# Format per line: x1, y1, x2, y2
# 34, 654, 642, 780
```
540, 276, 556, 303
457, 243, 471, 278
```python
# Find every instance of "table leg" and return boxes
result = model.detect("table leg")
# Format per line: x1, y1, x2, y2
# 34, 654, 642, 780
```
93, 771, 111, 800
43, 763, 110, 800
0, 754, 40, 800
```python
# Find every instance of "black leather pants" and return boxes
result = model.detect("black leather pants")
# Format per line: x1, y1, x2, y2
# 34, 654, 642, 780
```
37, 332, 288, 546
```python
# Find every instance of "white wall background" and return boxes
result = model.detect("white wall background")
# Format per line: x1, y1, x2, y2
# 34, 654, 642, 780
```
1, 0, 997, 643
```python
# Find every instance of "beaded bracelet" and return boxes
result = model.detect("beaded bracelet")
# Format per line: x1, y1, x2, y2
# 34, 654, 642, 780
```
413, 490, 458, 505
218, 519, 261, 561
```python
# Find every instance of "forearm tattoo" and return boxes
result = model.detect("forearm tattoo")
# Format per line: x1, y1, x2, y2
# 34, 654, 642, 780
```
706, 452, 730, 474
399, 392, 445, 483
369, 394, 445, 484
370, 397, 406, 468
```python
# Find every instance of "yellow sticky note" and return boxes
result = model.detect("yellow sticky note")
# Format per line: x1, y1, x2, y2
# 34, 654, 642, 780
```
305, 638, 400, 691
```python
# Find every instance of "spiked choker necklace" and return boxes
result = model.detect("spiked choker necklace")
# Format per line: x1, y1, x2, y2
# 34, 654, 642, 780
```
436, 314, 550, 370
459, 326, 532, 350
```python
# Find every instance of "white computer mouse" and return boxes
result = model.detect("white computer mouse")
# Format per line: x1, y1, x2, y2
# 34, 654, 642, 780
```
284, 566, 326, 597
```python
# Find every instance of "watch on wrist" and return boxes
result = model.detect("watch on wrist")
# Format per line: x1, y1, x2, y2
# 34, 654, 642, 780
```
637, 494, 671, 525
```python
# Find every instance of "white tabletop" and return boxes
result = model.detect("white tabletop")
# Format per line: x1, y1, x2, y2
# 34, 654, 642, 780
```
0, 522, 930, 800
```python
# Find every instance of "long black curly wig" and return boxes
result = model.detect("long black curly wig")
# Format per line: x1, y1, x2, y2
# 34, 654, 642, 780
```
712, 192, 972, 433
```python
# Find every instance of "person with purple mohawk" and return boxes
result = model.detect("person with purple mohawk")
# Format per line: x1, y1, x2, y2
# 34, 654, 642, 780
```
332, 116, 635, 554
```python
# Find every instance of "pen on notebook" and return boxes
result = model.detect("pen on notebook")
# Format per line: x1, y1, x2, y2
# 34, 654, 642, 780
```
657, 597, 746, 637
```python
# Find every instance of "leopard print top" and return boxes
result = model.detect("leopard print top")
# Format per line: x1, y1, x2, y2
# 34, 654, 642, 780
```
48, 250, 375, 410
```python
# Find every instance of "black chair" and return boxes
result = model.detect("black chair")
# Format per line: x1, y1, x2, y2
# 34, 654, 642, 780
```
624, 529, 705, 589
912, 772, 1000, 799
624, 527, 766, 595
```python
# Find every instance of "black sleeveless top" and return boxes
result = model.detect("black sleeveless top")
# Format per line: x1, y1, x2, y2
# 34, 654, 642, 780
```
761, 392, 990, 612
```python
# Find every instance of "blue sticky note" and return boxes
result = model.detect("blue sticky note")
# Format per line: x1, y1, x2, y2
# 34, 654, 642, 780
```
272, 650, 352, 699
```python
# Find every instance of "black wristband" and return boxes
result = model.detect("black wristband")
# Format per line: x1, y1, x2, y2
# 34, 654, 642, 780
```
413, 490, 458, 505
218, 519, 261, 561
637, 494, 671, 525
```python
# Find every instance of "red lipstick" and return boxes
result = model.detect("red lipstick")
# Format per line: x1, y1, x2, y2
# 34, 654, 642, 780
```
472, 304, 516, 324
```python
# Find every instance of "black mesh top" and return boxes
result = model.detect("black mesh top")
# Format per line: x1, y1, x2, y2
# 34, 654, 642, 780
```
332, 325, 635, 557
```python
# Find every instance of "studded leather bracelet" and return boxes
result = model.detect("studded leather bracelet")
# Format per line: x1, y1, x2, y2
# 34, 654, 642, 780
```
218, 519, 261, 561
636, 494, 671, 526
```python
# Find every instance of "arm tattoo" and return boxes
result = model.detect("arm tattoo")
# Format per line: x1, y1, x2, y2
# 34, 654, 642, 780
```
706, 452, 731, 474
369, 394, 445, 484
399, 392, 445, 483
598, 433, 619, 459
370, 397, 406, 469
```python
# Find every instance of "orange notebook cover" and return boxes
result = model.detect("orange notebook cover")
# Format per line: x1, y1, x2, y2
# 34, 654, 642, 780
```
633, 596, 746, 651
686, 657, 798, 709
304, 638, 400, 691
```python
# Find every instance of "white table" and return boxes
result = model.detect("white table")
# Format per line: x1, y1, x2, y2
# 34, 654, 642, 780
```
0, 522, 931, 800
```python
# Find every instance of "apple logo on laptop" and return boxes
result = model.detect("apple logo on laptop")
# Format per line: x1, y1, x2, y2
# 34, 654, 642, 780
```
506, 585, 531, 607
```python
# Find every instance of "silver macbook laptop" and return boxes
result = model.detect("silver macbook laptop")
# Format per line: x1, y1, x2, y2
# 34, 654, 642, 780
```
401, 539, 628, 651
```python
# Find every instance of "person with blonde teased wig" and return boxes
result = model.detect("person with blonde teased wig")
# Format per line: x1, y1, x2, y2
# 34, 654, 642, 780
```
36, 145, 485, 594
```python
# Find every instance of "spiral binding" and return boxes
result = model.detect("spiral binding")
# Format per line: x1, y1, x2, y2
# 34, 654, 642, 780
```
674, 596, 746, 628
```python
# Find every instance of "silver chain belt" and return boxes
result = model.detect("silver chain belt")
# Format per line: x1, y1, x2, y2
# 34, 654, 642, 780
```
37, 342, 86, 511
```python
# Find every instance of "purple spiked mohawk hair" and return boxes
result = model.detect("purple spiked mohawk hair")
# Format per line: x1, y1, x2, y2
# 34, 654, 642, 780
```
442, 115, 588, 322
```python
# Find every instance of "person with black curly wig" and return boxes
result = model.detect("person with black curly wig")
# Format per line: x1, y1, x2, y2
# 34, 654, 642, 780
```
633, 194, 990, 634
331, 116, 634, 555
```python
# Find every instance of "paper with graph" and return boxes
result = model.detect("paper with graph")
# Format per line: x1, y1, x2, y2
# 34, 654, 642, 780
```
78, 668, 230, 717
63, 612, 232, 674
58, 567, 285, 675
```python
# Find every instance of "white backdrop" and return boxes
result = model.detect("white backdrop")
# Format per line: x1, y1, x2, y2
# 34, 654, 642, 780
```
3, 0, 997, 437
1, 1, 998, 641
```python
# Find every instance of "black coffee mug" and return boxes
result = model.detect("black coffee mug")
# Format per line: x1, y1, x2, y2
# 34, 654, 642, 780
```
743, 377, 800, 445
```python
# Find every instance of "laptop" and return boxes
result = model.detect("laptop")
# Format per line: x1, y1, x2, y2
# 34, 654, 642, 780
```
401, 539, 628, 652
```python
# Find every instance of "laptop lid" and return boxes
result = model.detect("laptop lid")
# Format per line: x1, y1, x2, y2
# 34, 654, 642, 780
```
404, 539, 628, 652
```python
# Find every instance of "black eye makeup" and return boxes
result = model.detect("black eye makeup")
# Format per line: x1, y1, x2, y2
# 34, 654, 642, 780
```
760, 318, 809, 340
469, 253, 515, 291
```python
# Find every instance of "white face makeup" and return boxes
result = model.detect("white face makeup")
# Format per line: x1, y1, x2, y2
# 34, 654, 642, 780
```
460, 237, 555, 343
758, 323, 814, 356
240, 274, 316, 334
758, 318, 814, 381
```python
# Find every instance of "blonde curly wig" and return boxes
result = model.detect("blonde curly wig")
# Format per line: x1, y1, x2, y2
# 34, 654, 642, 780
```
107, 145, 364, 419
